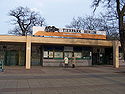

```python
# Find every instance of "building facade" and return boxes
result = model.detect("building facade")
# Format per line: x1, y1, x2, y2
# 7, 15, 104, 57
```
0, 35, 123, 69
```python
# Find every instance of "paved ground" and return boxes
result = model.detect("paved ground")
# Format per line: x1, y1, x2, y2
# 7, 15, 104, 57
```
0, 66, 125, 94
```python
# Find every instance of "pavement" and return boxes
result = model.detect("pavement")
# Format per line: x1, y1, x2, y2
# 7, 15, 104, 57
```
0, 66, 125, 94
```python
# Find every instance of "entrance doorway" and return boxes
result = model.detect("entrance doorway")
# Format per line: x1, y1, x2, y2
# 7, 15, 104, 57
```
31, 44, 43, 66
5, 50, 18, 66
0, 43, 26, 66
92, 53, 105, 65
92, 47, 113, 65
92, 48, 105, 65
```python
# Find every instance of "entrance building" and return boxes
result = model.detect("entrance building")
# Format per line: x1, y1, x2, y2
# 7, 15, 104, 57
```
0, 35, 122, 69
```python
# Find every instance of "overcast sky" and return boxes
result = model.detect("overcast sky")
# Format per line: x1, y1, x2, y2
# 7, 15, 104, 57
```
0, 0, 99, 34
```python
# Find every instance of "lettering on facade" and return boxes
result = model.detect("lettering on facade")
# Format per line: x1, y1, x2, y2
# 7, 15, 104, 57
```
44, 26, 81, 33
62, 28, 81, 33
33, 26, 106, 36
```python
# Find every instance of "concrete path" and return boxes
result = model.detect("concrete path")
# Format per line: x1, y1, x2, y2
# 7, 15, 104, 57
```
0, 66, 125, 94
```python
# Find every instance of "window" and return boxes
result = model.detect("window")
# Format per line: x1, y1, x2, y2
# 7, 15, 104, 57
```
44, 51, 48, 58
54, 52, 63, 58
83, 51, 91, 59
64, 52, 73, 58
74, 52, 82, 58
49, 51, 54, 58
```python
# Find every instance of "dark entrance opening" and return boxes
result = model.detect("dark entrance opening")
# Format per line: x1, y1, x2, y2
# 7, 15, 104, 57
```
5, 50, 18, 66
31, 44, 43, 66
92, 47, 113, 65
0, 43, 26, 66
105, 47, 113, 65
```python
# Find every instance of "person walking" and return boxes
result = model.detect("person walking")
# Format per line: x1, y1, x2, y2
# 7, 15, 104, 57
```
64, 56, 69, 68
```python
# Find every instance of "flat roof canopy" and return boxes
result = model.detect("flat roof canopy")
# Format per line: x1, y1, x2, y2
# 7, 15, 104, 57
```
0, 35, 113, 47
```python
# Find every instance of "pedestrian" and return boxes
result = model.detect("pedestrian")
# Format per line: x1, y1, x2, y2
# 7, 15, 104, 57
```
64, 56, 68, 68
72, 57, 76, 68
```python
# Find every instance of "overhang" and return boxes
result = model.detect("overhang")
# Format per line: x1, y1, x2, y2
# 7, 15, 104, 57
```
0, 35, 113, 47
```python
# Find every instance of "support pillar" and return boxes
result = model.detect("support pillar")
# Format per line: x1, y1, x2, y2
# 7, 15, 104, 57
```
26, 36, 31, 69
113, 41, 119, 68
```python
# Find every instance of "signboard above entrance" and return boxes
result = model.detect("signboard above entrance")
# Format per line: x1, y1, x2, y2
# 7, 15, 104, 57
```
33, 26, 106, 39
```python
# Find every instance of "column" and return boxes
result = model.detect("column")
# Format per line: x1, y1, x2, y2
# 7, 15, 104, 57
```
26, 36, 31, 69
113, 41, 119, 68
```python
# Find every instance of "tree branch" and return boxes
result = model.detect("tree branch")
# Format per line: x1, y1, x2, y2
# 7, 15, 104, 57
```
116, 0, 121, 16
121, 5, 125, 16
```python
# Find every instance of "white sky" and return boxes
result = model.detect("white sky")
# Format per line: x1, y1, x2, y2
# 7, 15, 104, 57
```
0, 0, 98, 34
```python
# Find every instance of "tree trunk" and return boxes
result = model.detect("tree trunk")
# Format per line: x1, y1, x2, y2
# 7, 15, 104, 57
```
22, 31, 25, 36
119, 30, 125, 61
119, 15, 125, 61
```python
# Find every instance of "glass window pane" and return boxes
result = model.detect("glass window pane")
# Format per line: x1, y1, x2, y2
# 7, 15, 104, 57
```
54, 52, 63, 58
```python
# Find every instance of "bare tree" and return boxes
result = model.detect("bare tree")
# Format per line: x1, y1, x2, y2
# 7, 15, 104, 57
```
66, 14, 118, 39
92, 0, 125, 60
66, 17, 85, 29
8, 6, 45, 36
